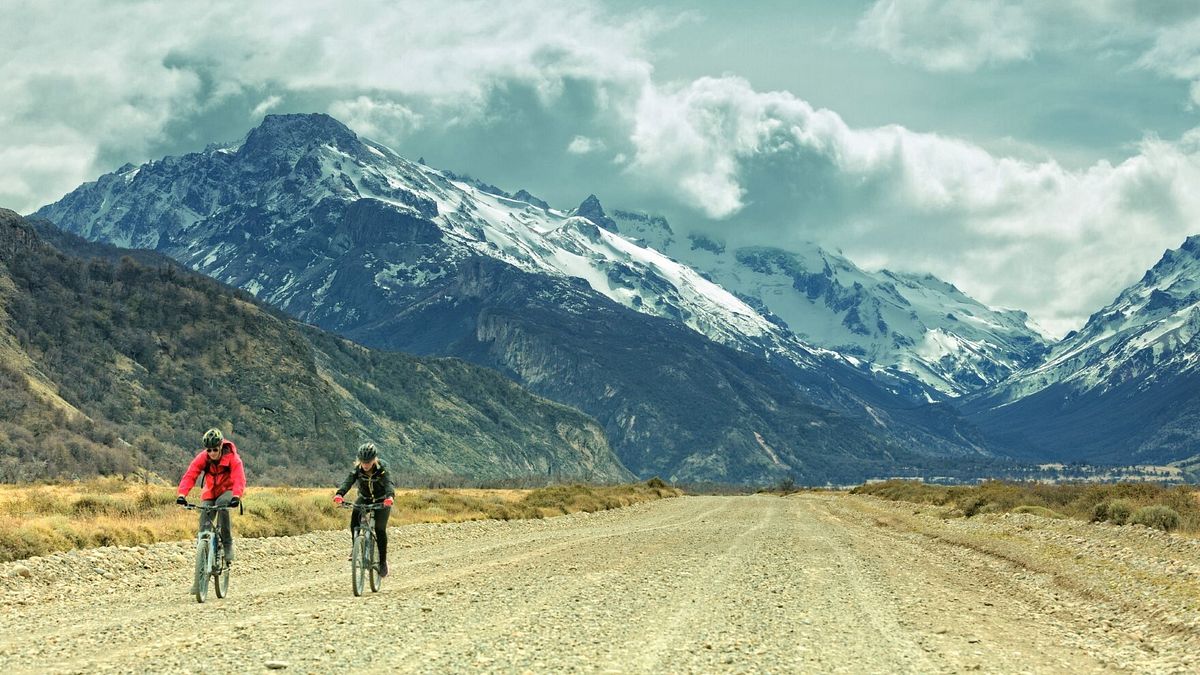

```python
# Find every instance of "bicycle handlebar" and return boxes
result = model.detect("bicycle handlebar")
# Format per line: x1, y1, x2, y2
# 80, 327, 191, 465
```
338, 502, 390, 510
179, 503, 237, 511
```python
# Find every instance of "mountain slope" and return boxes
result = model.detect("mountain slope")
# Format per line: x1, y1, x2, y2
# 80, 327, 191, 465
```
0, 209, 627, 484
964, 236, 1200, 464
33, 113, 1004, 482
610, 210, 1051, 398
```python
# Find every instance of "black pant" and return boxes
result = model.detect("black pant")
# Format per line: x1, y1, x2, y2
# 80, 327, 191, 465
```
199, 491, 234, 562
350, 501, 390, 565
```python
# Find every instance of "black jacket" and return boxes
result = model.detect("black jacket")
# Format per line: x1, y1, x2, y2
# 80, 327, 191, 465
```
336, 460, 395, 503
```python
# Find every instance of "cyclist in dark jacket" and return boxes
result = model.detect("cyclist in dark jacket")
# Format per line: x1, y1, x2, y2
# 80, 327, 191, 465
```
333, 443, 395, 577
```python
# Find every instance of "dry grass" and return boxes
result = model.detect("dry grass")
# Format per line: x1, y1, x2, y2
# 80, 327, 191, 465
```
0, 478, 681, 562
851, 479, 1200, 533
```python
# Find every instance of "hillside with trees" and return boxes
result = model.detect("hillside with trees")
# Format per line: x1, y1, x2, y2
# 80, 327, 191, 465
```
0, 209, 628, 485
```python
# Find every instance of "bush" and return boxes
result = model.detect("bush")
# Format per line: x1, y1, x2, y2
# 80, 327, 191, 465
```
1130, 505, 1181, 532
1091, 501, 1108, 522
1106, 499, 1134, 525
961, 497, 988, 518
851, 480, 951, 505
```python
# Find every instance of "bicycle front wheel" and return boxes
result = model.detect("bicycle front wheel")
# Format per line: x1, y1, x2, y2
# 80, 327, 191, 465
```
193, 538, 211, 603
351, 534, 366, 597
213, 549, 230, 599
368, 533, 380, 593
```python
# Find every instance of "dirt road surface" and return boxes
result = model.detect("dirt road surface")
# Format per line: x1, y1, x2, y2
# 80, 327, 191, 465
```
2, 494, 1198, 673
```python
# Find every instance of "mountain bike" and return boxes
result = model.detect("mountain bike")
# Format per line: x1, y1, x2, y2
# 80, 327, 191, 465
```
340, 502, 388, 596
181, 502, 234, 603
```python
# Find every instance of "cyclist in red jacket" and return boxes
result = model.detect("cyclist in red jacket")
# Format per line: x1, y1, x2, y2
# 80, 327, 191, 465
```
177, 428, 246, 571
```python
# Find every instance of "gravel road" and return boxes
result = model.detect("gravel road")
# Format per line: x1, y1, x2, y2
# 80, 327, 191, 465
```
2, 493, 1198, 673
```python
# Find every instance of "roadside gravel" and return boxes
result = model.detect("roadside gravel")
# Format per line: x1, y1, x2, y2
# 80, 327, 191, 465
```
1, 493, 1196, 673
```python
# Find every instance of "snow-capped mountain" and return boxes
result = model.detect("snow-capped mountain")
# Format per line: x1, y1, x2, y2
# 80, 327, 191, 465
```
609, 210, 1050, 398
965, 236, 1200, 464
43, 114, 781, 362
34, 113, 1003, 482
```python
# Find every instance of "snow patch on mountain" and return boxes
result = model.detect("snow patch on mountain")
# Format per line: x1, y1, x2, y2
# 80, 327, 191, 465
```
611, 210, 1050, 397
989, 236, 1200, 402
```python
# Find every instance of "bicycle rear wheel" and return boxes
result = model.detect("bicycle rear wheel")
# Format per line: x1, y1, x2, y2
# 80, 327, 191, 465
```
193, 537, 211, 603
351, 533, 366, 597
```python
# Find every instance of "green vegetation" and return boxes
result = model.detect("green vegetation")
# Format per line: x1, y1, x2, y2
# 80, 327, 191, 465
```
1130, 505, 1182, 532
0, 478, 681, 562
1104, 499, 1134, 525
851, 479, 1200, 533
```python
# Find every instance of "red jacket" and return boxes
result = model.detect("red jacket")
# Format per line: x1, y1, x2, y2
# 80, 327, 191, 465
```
177, 440, 246, 501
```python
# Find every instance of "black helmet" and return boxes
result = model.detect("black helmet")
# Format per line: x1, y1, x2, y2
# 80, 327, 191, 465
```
203, 428, 224, 450
356, 442, 378, 463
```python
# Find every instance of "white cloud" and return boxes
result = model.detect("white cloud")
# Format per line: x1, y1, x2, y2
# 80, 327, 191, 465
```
855, 0, 1034, 72
566, 135, 605, 155
1138, 16, 1200, 79
0, 0, 658, 213
328, 97, 423, 145
0, 2, 205, 211
855, 0, 1200, 78
251, 95, 284, 118
1138, 16, 1200, 108
623, 75, 1200, 335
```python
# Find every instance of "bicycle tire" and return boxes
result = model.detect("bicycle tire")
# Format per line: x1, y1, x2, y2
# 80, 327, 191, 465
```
213, 545, 230, 599
351, 533, 366, 597
368, 530, 380, 593
193, 536, 211, 603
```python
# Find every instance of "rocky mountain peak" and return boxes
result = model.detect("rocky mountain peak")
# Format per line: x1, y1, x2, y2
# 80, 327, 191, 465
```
513, 189, 549, 210
1130, 235, 1200, 295
575, 194, 618, 232
238, 113, 361, 160
1181, 234, 1200, 256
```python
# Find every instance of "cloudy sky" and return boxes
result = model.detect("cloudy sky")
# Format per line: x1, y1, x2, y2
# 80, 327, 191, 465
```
5, 0, 1200, 336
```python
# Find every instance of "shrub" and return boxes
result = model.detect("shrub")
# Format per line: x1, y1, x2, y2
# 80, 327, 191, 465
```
961, 497, 988, 518
1107, 499, 1134, 525
1091, 501, 1108, 522
852, 480, 952, 505
776, 476, 797, 495
1130, 505, 1181, 532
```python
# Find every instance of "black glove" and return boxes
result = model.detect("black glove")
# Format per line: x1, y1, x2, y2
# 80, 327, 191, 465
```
229, 496, 241, 508
176, 495, 187, 506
